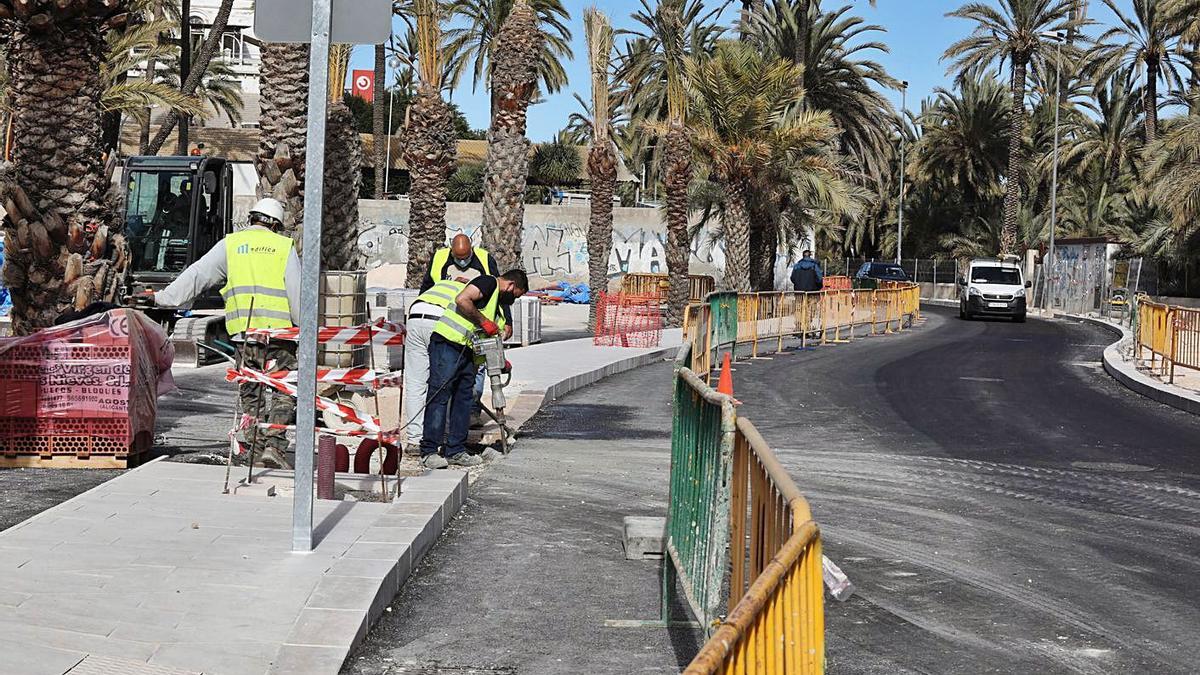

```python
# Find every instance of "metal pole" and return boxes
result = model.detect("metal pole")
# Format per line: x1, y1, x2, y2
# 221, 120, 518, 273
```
383, 39, 396, 194
293, 0, 333, 553
384, 87, 395, 193
179, 0, 192, 155
897, 82, 908, 264
1045, 36, 1062, 311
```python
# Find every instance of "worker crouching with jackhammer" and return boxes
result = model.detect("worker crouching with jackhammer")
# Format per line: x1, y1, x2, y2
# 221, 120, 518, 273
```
419, 270, 528, 470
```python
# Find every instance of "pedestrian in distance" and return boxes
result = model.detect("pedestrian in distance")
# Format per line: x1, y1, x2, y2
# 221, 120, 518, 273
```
420, 270, 528, 470
791, 249, 824, 292
147, 198, 300, 469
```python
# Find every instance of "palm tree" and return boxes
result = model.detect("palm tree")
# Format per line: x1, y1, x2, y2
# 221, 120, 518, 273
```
753, 0, 898, 183
1056, 75, 1143, 184
322, 44, 364, 270
402, 0, 458, 285
101, 16, 206, 136
445, 0, 572, 120
620, 0, 721, 321
944, 0, 1076, 255
1146, 105, 1200, 241
255, 42, 310, 235
583, 8, 616, 330
159, 52, 244, 127
0, 0, 130, 334
373, 42, 387, 199
480, 0, 543, 270
1091, 0, 1186, 144
687, 40, 841, 292
911, 73, 1010, 212
142, 0, 236, 155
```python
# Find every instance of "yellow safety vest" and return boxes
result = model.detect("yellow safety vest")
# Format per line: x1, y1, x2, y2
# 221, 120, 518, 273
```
430, 246, 491, 281
431, 278, 504, 347
414, 279, 462, 310
221, 229, 293, 335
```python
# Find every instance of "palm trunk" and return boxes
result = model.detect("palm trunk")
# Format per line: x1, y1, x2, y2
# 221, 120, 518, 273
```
255, 43, 310, 233
1001, 57, 1028, 256
319, 100, 363, 270
139, 0, 165, 151
373, 43, 387, 199
403, 85, 457, 286
723, 178, 752, 292
1145, 59, 1159, 144
143, 0, 236, 155
663, 122, 691, 326
481, 0, 543, 271
1, 10, 122, 334
587, 142, 617, 331
748, 204, 778, 291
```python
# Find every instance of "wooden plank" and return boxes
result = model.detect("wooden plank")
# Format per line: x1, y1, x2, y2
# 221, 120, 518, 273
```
0, 454, 132, 469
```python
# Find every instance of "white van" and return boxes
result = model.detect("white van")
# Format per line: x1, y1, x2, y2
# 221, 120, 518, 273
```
958, 257, 1029, 322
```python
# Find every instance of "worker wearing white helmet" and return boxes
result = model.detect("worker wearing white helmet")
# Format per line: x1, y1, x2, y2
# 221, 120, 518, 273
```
151, 197, 301, 469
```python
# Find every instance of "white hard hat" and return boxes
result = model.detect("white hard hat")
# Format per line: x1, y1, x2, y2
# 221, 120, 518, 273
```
249, 198, 285, 226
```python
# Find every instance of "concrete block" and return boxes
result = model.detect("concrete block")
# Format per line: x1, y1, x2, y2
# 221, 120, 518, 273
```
342, 541, 410, 562
150, 641, 277, 675
307, 575, 381, 612
0, 637, 86, 675
232, 481, 277, 497
623, 516, 666, 560
268, 644, 350, 675
284, 608, 367, 649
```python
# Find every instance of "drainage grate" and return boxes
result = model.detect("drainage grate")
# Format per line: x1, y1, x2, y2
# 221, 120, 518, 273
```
1071, 461, 1155, 473
389, 668, 516, 675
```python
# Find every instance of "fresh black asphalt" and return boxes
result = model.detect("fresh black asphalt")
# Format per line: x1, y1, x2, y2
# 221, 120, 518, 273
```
734, 306, 1200, 674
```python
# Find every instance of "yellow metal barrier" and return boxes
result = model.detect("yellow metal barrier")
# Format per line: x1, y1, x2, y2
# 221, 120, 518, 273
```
1136, 296, 1200, 383
620, 273, 716, 303
682, 285, 921, 382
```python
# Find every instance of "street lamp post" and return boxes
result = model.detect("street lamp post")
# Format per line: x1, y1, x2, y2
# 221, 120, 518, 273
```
897, 81, 908, 264
383, 49, 401, 195
1043, 31, 1065, 310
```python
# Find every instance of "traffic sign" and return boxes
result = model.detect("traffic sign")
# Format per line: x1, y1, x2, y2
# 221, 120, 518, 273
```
254, 0, 391, 44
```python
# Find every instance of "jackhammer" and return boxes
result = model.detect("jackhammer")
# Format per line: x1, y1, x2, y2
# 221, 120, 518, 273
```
471, 333, 514, 454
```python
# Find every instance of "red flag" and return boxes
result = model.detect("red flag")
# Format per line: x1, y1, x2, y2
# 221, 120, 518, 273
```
352, 70, 375, 102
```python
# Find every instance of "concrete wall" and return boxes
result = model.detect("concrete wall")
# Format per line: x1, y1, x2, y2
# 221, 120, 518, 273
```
356, 200, 742, 288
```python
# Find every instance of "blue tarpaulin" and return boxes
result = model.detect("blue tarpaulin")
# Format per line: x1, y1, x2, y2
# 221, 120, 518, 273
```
537, 281, 590, 304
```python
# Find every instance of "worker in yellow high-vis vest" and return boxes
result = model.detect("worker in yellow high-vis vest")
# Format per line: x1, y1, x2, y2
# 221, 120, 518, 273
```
152, 198, 300, 469
418, 269, 528, 470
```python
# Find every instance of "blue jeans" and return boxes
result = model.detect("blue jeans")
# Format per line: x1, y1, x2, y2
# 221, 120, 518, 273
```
472, 367, 486, 416
421, 337, 477, 458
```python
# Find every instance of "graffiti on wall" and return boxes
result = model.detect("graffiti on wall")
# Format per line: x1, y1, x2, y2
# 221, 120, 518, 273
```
357, 215, 729, 284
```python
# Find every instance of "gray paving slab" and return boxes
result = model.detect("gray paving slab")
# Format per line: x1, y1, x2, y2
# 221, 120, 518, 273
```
0, 461, 466, 674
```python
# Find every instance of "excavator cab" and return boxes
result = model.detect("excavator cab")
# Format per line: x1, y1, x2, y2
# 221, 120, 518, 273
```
119, 156, 235, 365
120, 155, 233, 304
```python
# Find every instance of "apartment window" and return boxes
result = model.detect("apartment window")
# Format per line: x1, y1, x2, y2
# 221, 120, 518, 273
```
222, 31, 244, 63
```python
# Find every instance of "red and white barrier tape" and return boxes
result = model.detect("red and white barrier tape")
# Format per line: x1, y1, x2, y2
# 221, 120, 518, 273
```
247, 317, 405, 347
257, 365, 403, 388
225, 365, 382, 434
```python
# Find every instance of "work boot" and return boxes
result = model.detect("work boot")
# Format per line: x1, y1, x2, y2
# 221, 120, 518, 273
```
447, 452, 483, 467
421, 453, 449, 470
258, 447, 292, 470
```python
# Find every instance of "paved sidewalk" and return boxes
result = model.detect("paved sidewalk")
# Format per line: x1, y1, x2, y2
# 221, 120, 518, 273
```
0, 461, 465, 675
343, 360, 698, 674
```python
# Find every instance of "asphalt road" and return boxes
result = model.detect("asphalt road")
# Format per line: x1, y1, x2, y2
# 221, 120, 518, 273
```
732, 305, 1200, 674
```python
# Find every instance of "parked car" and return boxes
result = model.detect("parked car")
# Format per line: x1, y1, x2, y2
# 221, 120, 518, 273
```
854, 262, 911, 289
958, 257, 1029, 322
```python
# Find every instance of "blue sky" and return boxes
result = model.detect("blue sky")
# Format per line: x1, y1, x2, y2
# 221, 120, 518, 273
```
348, 0, 1136, 142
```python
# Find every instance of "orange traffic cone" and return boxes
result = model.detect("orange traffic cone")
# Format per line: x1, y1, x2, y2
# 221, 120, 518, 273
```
717, 352, 734, 397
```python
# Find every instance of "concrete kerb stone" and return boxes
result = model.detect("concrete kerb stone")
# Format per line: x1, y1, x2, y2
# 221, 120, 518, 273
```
1075, 314, 1200, 416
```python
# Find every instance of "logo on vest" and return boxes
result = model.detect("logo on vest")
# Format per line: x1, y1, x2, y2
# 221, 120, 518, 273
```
236, 243, 278, 255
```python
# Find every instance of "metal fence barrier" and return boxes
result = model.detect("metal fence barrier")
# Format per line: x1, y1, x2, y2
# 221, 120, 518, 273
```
682, 285, 921, 382
1136, 295, 1200, 383
665, 360, 737, 630
620, 273, 717, 303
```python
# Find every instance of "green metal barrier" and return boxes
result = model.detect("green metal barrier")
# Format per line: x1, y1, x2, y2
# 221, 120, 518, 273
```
662, 343, 737, 632
709, 292, 739, 368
